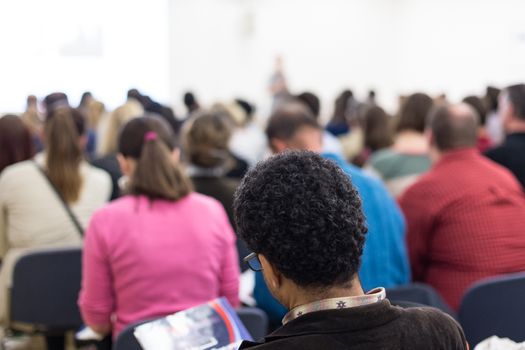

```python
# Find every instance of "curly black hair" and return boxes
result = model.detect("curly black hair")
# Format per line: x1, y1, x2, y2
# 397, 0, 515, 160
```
233, 150, 367, 288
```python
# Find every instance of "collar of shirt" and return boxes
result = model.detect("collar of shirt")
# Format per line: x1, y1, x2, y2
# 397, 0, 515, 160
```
435, 147, 479, 167
282, 287, 386, 325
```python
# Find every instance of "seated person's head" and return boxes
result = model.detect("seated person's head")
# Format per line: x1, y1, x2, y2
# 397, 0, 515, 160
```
396, 92, 433, 134
234, 98, 256, 124
0, 115, 34, 173
183, 92, 199, 113
427, 103, 479, 154
234, 151, 367, 309
462, 95, 487, 127
363, 106, 394, 152
118, 115, 192, 201
43, 92, 69, 116
266, 103, 322, 154
499, 83, 525, 132
295, 92, 320, 119
182, 108, 235, 168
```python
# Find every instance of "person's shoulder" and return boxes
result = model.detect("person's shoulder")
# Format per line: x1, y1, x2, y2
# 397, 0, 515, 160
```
84, 162, 111, 184
397, 307, 467, 348
369, 148, 396, 165
399, 166, 438, 196
184, 192, 226, 212
0, 160, 39, 192
1, 159, 37, 178
477, 155, 523, 187
90, 196, 133, 220
323, 153, 391, 194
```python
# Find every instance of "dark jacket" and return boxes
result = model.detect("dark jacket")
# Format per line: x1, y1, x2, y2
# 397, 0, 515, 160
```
485, 133, 525, 190
239, 300, 468, 350
191, 176, 250, 271
92, 154, 121, 200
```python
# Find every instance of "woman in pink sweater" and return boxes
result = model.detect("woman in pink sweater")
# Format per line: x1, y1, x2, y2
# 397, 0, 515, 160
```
78, 116, 240, 337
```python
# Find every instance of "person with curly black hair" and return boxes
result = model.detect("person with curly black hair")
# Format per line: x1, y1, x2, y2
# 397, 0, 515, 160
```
252, 103, 410, 327
235, 151, 468, 350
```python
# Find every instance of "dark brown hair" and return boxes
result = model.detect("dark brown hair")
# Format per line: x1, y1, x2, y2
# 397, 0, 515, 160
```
462, 95, 487, 125
397, 93, 433, 133
329, 90, 353, 125
0, 115, 35, 173
265, 104, 321, 146
119, 116, 192, 201
296, 92, 321, 119
363, 106, 394, 151
44, 108, 85, 203
428, 104, 478, 151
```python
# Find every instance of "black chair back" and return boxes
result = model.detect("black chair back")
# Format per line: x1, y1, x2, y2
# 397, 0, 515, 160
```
459, 272, 525, 346
386, 283, 456, 318
237, 307, 269, 341
10, 247, 83, 333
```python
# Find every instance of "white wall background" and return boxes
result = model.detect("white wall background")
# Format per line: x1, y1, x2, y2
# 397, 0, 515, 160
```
170, 0, 525, 118
1, 0, 525, 117
0, 0, 170, 112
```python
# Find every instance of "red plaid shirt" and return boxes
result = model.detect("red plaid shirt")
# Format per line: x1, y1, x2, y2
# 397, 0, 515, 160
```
399, 148, 525, 310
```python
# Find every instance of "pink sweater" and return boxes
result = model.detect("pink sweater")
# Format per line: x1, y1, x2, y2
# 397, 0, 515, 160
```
78, 193, 240, 336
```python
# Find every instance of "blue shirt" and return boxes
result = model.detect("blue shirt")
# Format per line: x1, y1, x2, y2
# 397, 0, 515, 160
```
254, 153, 410, 324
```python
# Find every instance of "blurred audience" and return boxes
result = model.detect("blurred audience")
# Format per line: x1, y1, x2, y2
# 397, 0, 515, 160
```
0, 115, 35, 173
338, 91, 367, 163
399, 103, 525, 311
79, 116, 240, 337
295, 91, 344, 156
127, 88, 181, 134
235, 151, 467, 350
77, 92, 102, 159
78, 91, 94, 115
462, 95, 493, 152
3, 77, 525, 348
229, 98, 268, 167
268, 55, 291, 110
182, 109, 251, 270
256, 103, 409, 326
326, 90, 353, 137
43, 92, 69, 114
485, 84, 525, 189
354, 105, 394, 166
196, 103, 250, 178
367, 93, 433, 198
485, 86, 504, 145
20, 95, 43, 151
0, 107, 111, 326
183, 91, 200, 118
93, 95, 143, 199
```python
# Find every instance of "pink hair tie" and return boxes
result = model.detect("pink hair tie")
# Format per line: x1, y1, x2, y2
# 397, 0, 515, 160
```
144, 131, 157, 142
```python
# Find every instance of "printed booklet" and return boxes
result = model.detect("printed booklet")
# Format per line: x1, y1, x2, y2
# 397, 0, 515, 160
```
134, 297, 253, 350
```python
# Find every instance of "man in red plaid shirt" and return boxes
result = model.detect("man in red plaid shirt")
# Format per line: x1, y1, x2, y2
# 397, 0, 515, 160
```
399, 103, 525, 311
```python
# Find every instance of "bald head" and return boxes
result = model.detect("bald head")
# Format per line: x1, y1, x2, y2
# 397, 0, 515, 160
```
427, 103, 479, 151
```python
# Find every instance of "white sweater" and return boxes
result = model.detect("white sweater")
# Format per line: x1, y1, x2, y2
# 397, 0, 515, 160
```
0, 156, 111, 258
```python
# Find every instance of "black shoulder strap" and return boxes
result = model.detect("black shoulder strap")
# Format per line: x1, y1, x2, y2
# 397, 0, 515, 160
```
34, 161, 84, 236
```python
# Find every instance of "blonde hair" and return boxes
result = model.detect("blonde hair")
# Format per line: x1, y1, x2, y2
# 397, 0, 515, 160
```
182, 108, 235, 168
87, 100, 105, 130
99, 100, 143, 156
